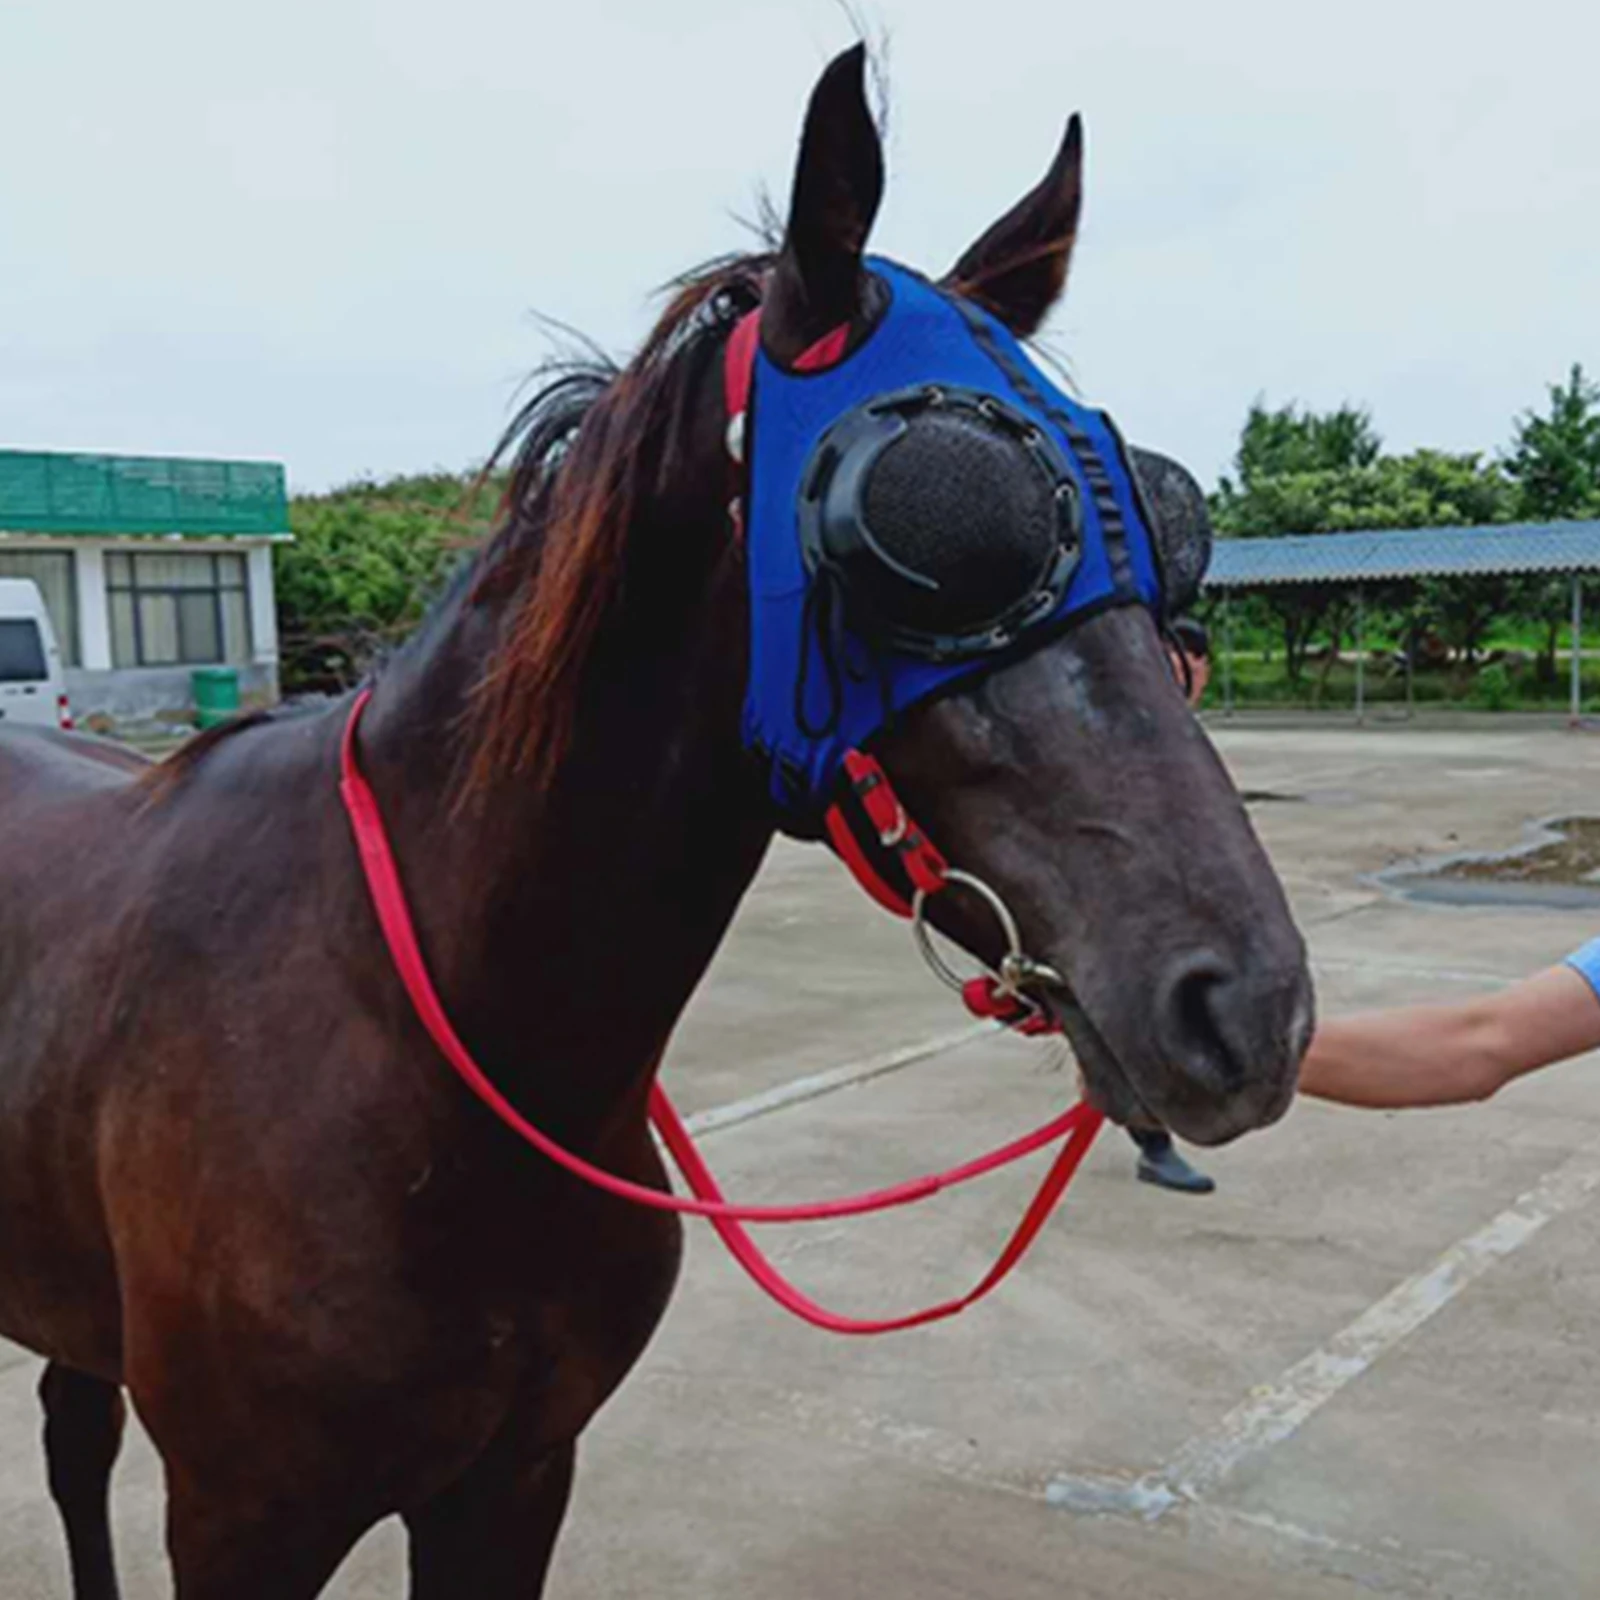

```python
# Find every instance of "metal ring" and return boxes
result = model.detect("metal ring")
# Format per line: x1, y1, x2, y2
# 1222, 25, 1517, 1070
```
910, 869, 1063, 1000
910, 903, 987, 995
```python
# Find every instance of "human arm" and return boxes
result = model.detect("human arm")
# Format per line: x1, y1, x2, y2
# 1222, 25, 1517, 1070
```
1298, 944, 1600, 1109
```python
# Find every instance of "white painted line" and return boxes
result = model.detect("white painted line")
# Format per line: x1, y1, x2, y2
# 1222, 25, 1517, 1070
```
680, 1023, 991, 1139
1191, 1501, 1501, 1594
1048, 1143, 1600, 1520
1045, 1471, 1177, 1519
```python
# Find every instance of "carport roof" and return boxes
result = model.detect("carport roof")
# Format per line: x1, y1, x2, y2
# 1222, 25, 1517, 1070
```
1206, 520, 1600, 590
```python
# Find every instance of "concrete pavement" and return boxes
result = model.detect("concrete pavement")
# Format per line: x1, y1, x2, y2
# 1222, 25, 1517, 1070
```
5, 722, 1600, 1596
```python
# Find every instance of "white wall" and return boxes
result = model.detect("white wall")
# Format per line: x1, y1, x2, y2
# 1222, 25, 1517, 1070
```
75, 545, 111, 670
247, 543, 278, 666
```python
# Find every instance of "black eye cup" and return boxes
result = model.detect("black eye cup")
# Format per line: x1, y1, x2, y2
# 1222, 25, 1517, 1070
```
798, 385, 1084, 661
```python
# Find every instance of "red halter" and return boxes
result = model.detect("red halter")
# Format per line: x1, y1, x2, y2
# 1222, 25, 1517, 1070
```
334, 304, 1105, 1336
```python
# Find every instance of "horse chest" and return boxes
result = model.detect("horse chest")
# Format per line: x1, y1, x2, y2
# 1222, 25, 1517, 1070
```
451, 1190, 684, 1444
304, 1144, 683, 1448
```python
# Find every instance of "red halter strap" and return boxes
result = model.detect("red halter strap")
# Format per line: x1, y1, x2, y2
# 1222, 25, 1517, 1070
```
724, 310, 847, 424
338, 691, 1103, 1333
724, 308, 762, 422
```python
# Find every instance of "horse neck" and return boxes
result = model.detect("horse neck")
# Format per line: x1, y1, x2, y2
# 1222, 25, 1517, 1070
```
356, 545, 773, 1131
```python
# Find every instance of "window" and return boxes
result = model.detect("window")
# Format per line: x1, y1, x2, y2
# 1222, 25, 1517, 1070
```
107, 552, 251, 668
0, 550, 77, 666
0, 619, 47, 682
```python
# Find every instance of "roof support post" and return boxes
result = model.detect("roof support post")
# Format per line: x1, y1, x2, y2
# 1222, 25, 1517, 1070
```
1572, 572, 1584, 728
1223, 591, 1235, 719
1354, 585, 1366, 724
1405, 600, 1416, 720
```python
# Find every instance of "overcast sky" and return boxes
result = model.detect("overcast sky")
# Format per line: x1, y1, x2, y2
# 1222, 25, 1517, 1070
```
2, 0, 1595, 495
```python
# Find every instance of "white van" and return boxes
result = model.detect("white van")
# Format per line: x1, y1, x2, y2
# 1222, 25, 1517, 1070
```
0, 578, 73, 731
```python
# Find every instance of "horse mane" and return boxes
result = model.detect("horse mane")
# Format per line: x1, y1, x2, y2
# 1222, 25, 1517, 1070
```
462, 251, 770, 799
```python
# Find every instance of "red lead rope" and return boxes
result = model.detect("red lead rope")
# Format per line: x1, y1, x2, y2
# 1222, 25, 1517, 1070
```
652, 1090, 1102, 1334
342, 486, 1107, 1324
340, 694, 1102, 1331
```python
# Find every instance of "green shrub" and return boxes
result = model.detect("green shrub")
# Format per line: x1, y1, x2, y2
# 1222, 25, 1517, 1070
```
1471, 663, 1513, 710
275, 472, 501, 693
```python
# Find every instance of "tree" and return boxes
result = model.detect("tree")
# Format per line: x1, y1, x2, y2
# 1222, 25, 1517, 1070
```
1364, 450, 1517, 667
1212, 401, 1516, 682
1223, 399, 1382, 491
275, 473, 499, 693
1211, 402, 1385, 686
1505, 364, 1600, 520
1503, 364, 1600, 681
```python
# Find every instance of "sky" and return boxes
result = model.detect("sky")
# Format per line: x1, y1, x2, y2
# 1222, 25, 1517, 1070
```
2, 0, 1596, 496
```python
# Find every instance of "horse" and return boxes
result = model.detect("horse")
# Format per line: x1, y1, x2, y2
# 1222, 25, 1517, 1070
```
0, 46, 1312, 1599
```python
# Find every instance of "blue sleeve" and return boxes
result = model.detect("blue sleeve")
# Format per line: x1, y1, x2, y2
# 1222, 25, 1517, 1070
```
1562, 937, 1600, 1000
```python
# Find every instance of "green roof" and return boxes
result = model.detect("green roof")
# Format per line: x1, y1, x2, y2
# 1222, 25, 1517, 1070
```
0, 449, 289, 537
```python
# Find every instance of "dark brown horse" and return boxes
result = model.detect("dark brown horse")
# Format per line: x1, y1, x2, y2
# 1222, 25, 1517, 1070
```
0, 48, 1311, 1598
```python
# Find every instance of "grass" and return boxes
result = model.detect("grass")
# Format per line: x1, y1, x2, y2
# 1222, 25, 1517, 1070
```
1204, 653, 1600, 713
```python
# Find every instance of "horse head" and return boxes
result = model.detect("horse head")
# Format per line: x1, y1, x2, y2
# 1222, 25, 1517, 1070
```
740, 47, 1312, 1145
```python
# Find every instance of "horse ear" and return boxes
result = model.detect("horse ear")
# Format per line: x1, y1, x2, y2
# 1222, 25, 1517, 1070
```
764, 44, 885, 365
944, 116, 1084, 337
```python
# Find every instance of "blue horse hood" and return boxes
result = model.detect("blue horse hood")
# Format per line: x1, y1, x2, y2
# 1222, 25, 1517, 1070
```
739, 259, 1166, 831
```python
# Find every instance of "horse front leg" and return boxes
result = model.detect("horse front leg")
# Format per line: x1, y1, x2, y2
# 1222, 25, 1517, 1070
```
39, 1364, 126, 1600
405, 1435, 577, 1599
163, 1472, 372, 1600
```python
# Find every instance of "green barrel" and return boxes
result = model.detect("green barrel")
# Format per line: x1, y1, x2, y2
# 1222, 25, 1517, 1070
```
192, 667, 241, 729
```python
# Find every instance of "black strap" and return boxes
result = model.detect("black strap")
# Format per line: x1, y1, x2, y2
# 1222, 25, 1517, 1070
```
946, 296, 1135, 594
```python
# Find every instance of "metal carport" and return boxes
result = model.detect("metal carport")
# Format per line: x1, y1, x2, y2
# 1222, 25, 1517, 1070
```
1203, 521, 1600, 721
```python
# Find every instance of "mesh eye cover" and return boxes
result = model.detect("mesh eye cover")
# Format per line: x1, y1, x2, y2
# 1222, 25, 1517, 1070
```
798, 385, 1082, 659
1124, 445, 1213, 616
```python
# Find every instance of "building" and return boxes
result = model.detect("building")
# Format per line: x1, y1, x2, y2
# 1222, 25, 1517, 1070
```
0, 448, 289, 723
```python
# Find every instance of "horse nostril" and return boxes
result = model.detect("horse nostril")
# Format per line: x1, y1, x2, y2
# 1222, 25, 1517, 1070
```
1156, 952, 1245, 1092
1136, 950, 1313, 1142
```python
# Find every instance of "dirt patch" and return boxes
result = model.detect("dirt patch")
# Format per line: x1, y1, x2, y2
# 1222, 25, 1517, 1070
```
1443, 817, 1600, 885
1381, 816, 1600, 908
